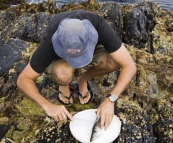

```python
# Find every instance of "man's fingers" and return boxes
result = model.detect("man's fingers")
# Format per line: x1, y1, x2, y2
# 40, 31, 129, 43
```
100, 113, 105, 129
51, 106, 69, 122
105, 115, 112, 130
105, 116, 109, 130
54, 116, 59, 122
96, 109, 100, 118
58, 113, 64, 121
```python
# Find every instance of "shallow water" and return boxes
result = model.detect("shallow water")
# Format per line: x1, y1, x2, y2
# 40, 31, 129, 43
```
149, 0, 173, 11
106, 0, 173, 11
25, 0, 173, 11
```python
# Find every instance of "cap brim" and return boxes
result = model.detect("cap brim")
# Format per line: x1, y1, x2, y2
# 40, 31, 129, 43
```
52, 19, 98, 68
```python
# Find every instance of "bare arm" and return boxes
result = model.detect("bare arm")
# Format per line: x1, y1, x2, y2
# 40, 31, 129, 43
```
17, 63, 73, 121
97, 44, 136, 129
109, 44, 136, 96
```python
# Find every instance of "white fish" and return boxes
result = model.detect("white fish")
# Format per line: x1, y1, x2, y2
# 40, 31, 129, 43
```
90, 117, 104, 142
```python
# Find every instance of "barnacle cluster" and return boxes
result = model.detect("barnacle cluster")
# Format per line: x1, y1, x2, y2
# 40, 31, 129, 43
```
0, 0, 173, 142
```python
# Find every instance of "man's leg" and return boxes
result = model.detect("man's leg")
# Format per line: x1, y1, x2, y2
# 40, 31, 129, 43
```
78, 47, 120, 104
48, 60, 75, 104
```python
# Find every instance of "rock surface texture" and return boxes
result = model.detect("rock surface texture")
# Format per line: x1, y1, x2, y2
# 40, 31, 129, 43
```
0, 0, 173, 142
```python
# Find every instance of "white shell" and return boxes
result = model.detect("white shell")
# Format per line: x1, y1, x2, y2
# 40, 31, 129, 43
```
70, 109, 121, 143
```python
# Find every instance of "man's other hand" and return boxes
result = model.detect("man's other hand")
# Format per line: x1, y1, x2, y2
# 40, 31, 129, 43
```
44, 103, 73, 122
96, 97, 114, 130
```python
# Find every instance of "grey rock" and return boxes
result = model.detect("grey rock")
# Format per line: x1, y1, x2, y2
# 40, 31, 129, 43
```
0, 38, 30, 76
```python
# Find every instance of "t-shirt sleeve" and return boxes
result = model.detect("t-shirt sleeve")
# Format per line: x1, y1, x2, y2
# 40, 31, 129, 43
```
98, 17, 122, 53
30, 29, 58, 74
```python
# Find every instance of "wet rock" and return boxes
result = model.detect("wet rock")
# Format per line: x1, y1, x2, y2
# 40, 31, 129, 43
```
123, 7, 148, 48
0, 11, 16, 31
60, 0, 99, 13
151, 23, 173, 55
98, 2, 122, 36
0, 38, 30, 76
0, 124, 11, 141
0, 0, 173, 142
0, 12, 55, 47
123, 1, 156, 50
4, 1, 58, 16
23, 118, 78, 143
114, 97, 155, 143
0, 117, 10, 141
0, 0, 25, 10
153, 99, 173, 142
0, 77, 4, 94
134, 1, 156, 32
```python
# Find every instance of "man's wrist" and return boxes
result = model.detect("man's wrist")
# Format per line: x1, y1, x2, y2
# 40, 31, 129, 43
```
106, 93, 118, 103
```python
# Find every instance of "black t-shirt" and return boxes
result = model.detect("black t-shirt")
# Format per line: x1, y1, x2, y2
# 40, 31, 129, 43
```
30, 10, 122, 74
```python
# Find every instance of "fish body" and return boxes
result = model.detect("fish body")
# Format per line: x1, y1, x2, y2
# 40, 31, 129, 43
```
90, 117, 104, 142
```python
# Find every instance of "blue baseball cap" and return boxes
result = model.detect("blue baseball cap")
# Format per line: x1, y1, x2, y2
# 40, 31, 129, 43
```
52, 18, 98, 68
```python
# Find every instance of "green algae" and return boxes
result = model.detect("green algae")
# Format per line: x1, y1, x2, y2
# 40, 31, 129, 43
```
5, 125, 15, 139
17, 117, 31, 130
0, 97, 5, 104
72, 102, 94, 111
56, 100, 94, 113
0, 117, 8, 124
15, 98, 45, 116
117, 96, 143, 112
13, 131, 23, 142
0, 0, 173, 142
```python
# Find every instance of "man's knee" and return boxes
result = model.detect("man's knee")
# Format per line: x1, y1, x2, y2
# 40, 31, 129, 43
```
50, 60, 74, 85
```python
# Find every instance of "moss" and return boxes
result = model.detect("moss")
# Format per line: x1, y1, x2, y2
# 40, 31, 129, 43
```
73, 102, 94, 111
149, 110, 159, 124
0, 97, 5, 104
12, 131, 23, 142
117, 96, 142, 112
15, 98, 45, 116
136, 64, 149, 94
17, 117, 31, 130
0, 117, 9, 124
56, 101, 94, 113
5, 125, 15, 139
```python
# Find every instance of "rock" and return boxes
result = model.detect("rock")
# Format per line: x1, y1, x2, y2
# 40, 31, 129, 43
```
152, 99, 173, 142
123, 1, 157, 51
98, 2, 122, 36
123, 7, 148, 47
0, 38, 30, 76
0, 0, 25, 10
0, 12, 55, 47
0, 11, 16, 31
115, 97, 156, 143
151, 23, 173, 55
0, 117, 10, 141
0, 0, 173, 142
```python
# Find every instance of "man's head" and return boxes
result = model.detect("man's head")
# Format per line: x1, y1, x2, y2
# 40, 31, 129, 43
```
52, 18, 98, 68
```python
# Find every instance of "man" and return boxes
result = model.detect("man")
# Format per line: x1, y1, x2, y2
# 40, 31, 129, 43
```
17, 10, 136, 130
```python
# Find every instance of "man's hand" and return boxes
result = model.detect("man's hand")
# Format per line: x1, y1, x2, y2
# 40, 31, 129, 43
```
96, 97, 114, 130
44, 103, 73, 122
17, 63, 73, 123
